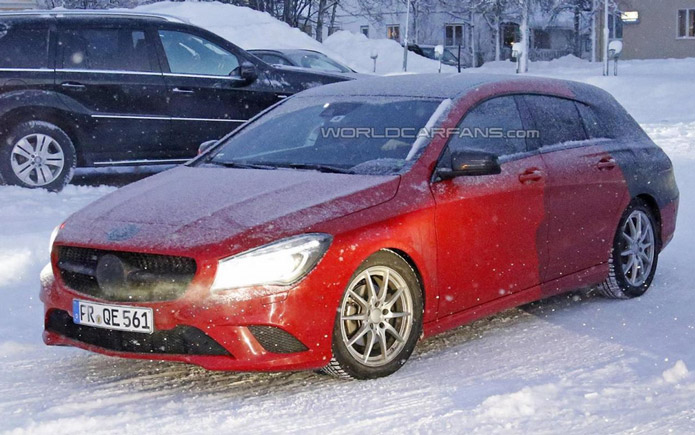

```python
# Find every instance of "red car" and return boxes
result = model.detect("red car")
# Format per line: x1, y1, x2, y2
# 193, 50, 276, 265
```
41, 74, 679, 379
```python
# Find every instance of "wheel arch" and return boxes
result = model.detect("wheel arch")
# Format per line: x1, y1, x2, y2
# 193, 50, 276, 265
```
634, 193, 663, 247
0, 106, 86, 166
382, 248, 427, 317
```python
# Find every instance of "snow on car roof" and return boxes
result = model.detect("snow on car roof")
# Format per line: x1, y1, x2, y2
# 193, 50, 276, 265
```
296, 73, 578, 100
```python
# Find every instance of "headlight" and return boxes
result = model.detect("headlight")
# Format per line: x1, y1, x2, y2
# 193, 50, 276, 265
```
211, 233, 332, 292
49, 225, 61, 254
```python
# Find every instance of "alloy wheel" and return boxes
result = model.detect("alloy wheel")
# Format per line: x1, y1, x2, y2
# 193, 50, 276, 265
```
10, 133, 65, 187
339, 266, 414, 367
619, 209, 656, 287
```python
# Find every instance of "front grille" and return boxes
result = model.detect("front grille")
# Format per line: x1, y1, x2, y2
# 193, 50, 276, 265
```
57, 246, 196, 302
248, 325, 309, 354
46, 310, 230, 356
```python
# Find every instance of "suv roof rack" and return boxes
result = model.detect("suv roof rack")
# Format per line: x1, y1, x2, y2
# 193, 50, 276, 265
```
0, 10, 189, 24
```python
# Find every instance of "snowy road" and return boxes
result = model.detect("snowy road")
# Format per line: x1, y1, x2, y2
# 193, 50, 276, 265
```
2, 63, 695, 432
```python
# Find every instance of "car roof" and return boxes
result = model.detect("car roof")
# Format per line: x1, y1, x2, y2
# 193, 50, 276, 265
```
0, 10, 188, 24
296, 73, 603, 101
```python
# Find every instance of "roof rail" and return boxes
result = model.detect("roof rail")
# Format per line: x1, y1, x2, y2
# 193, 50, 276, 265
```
0, 10, 189, 24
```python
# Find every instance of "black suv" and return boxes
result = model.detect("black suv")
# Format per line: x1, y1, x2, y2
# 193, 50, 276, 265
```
0, 11, 350, 190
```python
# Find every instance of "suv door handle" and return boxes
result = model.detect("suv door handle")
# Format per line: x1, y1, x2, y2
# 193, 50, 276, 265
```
519, 168, 544, 184
61, 82, 86, 90
172, 87, 195, 94
597, 157, 617, 170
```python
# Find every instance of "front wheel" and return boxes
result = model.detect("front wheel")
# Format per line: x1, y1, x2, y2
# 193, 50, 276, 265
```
323, 250, 423, 380
0, 121, 76, 191
596, 199, 659, 299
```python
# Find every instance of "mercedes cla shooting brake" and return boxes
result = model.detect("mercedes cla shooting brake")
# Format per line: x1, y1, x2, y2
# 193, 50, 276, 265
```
41, 74, 679, 380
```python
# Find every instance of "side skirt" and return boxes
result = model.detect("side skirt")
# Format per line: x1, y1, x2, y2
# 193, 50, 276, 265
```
422, 263, 608, 339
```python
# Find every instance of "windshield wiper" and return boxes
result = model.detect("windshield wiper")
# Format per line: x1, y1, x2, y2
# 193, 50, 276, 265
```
207, 160, 277, 170
272, 163, 354, 174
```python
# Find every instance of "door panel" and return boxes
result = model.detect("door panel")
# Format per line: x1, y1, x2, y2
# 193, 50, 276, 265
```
540, 143, 628, 282
523, 95, 629, 282
432, 95, 549, 316
55, 26, 169, 162
156, 29, 280, 158
432, 155, 549, 315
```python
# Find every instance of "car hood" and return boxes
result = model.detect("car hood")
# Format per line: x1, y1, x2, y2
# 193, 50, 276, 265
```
59, 166, 400, 255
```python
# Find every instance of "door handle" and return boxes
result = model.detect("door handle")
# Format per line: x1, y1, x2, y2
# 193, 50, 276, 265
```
597, 157, 617, 170
61, 82, 86, 90
172, 87, 194, 94
519, 168, 544, 184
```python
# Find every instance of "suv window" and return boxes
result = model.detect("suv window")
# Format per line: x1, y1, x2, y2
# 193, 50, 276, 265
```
0, 26, 49, 68
524, 95, 587, 147
447, 96, 526, 157
59, 28, 156, 72
158, 30, 240, 76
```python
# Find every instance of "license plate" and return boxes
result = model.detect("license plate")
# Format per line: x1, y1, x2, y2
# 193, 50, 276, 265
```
73, 299, 154, 334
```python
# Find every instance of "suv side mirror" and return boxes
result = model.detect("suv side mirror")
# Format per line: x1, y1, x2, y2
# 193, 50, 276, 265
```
198, 139, 217, 155
239, 61, 258, 83
437, 150, 501, 180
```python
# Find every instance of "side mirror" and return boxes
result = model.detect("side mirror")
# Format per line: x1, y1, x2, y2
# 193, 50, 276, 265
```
437, 150, 501, 180
198, 140, 217, 155
239, 61, 258, 83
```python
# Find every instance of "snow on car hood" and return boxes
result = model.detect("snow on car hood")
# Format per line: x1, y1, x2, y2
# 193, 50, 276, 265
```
58, 166, 400, 254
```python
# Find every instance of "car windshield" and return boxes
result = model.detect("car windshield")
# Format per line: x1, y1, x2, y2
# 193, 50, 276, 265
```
285, 51, 353, 73
203, 96, 444, 175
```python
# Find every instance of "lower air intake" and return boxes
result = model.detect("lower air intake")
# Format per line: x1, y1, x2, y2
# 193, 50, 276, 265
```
247, 325, 309, 354
46, 310, 230, 356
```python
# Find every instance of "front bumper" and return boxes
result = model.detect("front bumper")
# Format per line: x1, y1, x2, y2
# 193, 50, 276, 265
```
40, 262, 342, 372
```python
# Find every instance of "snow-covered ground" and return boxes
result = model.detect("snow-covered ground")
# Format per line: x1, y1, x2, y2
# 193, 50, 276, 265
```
2, 4, 695, 431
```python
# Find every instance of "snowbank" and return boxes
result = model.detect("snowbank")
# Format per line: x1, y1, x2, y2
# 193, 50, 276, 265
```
135, 1, 449, 74
323, 31, 457, 75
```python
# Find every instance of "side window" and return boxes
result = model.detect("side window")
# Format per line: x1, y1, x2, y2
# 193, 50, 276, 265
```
59, 28, 156, 72
447, 96, 526, 157
158, 30, 240, 76
576, 102, 610, 139
524, 95, 587, 147
259, 54, 292, 66
0, 26, 49, 68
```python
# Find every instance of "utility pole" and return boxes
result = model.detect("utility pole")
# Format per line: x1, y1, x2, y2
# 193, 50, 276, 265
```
591, 0, 597, 62
403, 0, 411, 72
603, 0, 609, 75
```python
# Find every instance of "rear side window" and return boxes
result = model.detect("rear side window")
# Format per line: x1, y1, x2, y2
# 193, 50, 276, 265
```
576, 102, 610, 139
447, 96, 526, 157
524, 95, 587, 147
59, 28, 157, 72
0, 26, 49, 68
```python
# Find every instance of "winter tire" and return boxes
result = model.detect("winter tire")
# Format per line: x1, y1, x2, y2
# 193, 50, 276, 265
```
324, 250, 423, 380
596, 199, 659, 299
0, 121, 76, 191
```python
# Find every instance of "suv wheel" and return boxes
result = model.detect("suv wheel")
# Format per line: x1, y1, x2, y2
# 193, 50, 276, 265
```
323, 250, 423, 379
0, 121, 76, 191
596, 199, 659, 299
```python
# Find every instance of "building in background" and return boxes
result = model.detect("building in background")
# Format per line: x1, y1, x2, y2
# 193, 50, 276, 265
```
329, 0, 594, 65
618, 0, 695, 59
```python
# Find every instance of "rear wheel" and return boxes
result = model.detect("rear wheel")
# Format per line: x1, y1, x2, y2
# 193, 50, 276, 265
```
0, 121, 75, 191
596, 199, 659, 299
323, 250, 423, 380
